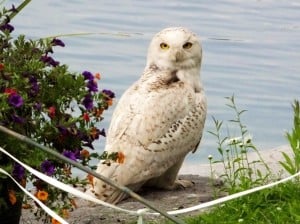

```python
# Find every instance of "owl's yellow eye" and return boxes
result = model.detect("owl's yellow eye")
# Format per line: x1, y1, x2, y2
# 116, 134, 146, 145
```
160, 43, 169, 50
183, 42, 193, 49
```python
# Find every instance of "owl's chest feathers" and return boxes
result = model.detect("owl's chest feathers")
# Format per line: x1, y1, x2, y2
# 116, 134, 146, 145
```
146, 71, 183, 91
139, 66, 200, 93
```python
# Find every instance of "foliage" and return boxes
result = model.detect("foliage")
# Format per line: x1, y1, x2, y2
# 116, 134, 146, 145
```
160, 97, 300, 224
193, 97, 300, 224
207, 95, 271, 194
0, 2, 117, 222
279, 100, 300, 178
184, 182, 300, 224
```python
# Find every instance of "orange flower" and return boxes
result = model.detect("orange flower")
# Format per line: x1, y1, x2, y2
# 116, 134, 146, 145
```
94, 72, 101, 80
93, 108, 103, 118
90, 127, 98, 139
62, 209, 69, 219
36, 190, 48, 201
80, 149, 90, 158
117, 152, 125, 164
8, 189, 17, 205
22, 203, 32, 209
51, 218, 61, 224
107, 98, 113, 106
87, 174, 94, 188
20, 178, 26, 187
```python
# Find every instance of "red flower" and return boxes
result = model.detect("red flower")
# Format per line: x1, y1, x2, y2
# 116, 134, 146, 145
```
48, 106, 56, 118
83, 112, 90, 122
4, 88, 17, 96
0, 63, 4, 70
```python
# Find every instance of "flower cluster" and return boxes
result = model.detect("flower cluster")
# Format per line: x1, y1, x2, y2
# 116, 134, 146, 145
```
0, 3, 115, 222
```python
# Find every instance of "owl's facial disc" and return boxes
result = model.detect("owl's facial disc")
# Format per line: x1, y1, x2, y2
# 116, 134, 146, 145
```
146, 27, 202, 71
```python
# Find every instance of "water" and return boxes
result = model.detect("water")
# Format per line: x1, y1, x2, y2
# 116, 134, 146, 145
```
6, 0, 300, 164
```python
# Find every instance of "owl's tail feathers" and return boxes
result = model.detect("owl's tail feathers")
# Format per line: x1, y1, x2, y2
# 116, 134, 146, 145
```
86, 184, 128, 204
86, 162, 140, 204
106, 189, 128, 204
85, 162, 125, 204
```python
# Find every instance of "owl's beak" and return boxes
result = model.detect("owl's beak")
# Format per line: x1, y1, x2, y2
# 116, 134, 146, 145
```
174, 50, 184, 62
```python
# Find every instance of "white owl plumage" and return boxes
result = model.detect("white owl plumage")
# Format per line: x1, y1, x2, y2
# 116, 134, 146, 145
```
90, 27, 207, 204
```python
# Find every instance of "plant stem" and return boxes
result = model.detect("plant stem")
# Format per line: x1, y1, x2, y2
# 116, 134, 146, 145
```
2, 0, 31, 25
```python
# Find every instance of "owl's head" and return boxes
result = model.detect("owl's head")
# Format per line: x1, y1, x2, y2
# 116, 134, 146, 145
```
146, 27, 202, 71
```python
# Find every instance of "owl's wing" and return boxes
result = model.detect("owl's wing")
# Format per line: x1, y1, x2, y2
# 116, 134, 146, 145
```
107, 82, 195, 146
92, 72, 206, 204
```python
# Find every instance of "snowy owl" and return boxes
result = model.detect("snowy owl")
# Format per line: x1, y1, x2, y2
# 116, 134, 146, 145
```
90, 27, 207, 204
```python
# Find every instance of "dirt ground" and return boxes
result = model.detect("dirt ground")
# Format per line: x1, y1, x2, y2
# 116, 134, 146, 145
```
20, 175, 224, 224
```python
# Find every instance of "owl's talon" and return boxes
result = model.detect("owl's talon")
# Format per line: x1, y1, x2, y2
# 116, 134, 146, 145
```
175, 179, 195, 190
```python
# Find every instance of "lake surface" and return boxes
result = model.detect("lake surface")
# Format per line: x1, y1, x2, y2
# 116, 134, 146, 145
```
6, 0, 300, 164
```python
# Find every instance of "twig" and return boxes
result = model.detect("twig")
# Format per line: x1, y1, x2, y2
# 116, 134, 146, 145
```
6, 0, 31, 21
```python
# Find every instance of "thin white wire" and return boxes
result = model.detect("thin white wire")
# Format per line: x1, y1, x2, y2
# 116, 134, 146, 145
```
0, 147, 138, 215
157, 170, 300, 215
0, 168, 68, 224
1, 146, 299, 220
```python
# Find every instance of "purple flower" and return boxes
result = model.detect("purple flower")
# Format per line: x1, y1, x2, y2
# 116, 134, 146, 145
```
87, 80, 98, 92
99, 128, 106, 137
82, 94, 93, 110
12, 163, 25, 182
80, 132, 94, 149
74, 149, 81, 160
40, 55, 59, 67
51, 38, 65, 47
45, 48, 54, 54
34, 102, 42, 111
62, 150, 77, 161
29, 76, 39, 96
83, 140, 94, 150
102, 89, 115, 98
8, 93, 24, 108
29, 76, 37, 83
11, 114, 25, 124
41, 160, 55, 176
0, 23, 14, 33
90, 127, 105, 140
57, 125, 68, 136
82, 71, 94, 81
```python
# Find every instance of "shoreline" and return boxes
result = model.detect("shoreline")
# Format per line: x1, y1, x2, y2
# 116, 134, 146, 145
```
180, 145, 292, 176
21, 145, 292, 224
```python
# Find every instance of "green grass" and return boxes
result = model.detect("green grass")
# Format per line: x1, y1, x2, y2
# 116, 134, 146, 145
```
157, 98, 300, 224
184, 182, 300, 224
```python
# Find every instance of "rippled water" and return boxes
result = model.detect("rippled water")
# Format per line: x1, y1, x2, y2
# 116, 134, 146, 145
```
7, 0, 300, 164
